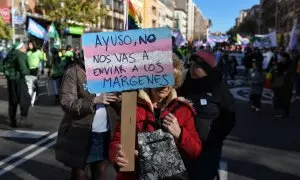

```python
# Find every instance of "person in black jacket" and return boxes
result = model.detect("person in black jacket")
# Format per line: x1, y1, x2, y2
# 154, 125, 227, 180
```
178, 50, 236, 180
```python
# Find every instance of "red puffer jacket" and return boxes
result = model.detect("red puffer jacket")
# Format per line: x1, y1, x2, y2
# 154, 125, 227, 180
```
109, 89, 202, 180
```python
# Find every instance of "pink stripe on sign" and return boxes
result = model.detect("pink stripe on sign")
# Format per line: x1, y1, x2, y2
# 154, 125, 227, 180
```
86, 63, 174, 81
83, 39, 171, 58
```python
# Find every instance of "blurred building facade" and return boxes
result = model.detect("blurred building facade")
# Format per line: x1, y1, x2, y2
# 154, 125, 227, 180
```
235, 9, 249, 27
187, 0, 196, 40
157, 0, 174, 28
0, 0, 208, 44
142, 0, 158, 28
194, 6, 208, 41
260, 0, 300, 45
98, 0, 124, 32
174, 0, 188, 38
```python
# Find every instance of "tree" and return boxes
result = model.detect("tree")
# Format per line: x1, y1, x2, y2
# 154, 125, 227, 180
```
0, 17, 12, 40
37, 0, 107, 29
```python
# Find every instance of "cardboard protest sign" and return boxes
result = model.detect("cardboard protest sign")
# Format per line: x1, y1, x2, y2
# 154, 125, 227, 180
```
82, 27, 174, 94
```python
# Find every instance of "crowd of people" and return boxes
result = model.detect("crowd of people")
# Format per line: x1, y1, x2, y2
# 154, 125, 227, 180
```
213, 45, 299, 118
54, 46, 236, 180
1, 41, 82, 127
1, 37, 300, 180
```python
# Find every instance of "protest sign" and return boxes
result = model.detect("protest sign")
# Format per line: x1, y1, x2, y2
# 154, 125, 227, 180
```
82, 27, 174, 94
82, 27, 173, 172
253, 31, 277, 48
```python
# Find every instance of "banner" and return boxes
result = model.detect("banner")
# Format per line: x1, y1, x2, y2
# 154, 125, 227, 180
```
253, 31, 277, 48
288, 20, 297, 51
14, 15, 25, 25
207, 34, 229, 43
82, 27, 174, 93
0, 7, 10, 24
28, 18, 46, 39
263, 51, 273, 69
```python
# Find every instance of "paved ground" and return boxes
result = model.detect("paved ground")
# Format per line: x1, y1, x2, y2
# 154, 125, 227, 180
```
0, 74, 300, 180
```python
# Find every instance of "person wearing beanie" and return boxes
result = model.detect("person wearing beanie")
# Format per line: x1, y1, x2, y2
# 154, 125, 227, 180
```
178, 50, 236, 180
3, 42, 32, 128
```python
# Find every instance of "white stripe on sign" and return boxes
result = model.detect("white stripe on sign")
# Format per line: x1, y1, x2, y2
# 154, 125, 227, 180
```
0, 132, 57, 167
0, 130, 49, 139
0, 140, 56, 176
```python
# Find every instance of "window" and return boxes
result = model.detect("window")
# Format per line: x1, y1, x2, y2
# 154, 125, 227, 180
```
152, 20, 156, 28
152, 6, 157, 15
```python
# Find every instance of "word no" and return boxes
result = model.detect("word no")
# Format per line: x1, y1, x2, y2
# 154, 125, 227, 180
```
95, 34, 157, 51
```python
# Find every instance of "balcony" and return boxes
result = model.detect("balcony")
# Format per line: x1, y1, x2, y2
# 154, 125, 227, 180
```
113, 1, 124, 14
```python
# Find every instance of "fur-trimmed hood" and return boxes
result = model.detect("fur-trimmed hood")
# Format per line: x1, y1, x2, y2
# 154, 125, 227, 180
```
138, 88, 195, 114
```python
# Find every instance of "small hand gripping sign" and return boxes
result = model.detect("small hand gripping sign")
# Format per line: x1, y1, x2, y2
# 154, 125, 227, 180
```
82, 27, 174, 171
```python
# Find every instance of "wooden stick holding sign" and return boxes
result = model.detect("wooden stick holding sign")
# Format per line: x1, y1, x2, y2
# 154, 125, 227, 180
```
81, 27, 174, 172
120, 91, 137, 171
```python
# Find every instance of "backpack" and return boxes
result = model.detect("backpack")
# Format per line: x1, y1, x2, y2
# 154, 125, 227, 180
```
3, 51, 18, 79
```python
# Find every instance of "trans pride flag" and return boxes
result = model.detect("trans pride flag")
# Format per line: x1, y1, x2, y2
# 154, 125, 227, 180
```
127, 0, 140, 30
27, 18, 46, 39
82, 28, 173, 93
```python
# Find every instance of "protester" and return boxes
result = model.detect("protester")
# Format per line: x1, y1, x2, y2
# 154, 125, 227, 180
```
27, 41, 43, 76
109, 55, 202, 180
3, 42, 32, 128
271, 52, 292, 118
63, 45, 75, 69
229, 53, 238, 80
218, 51, 231, 82
40, 48, 47, 75
55, 55, 120, 180
215, 48, 223, 64
249, 59, 265, 113
178, 50, 236, 180
49, 48, 64, 102
243, 47, 253, 76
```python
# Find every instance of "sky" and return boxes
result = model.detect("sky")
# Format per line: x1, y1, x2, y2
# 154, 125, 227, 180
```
195, 0, 259, 33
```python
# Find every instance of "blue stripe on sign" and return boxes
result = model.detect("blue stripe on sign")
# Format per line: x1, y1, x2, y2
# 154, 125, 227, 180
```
82, 27, 171, 47
86, 74, 175, 94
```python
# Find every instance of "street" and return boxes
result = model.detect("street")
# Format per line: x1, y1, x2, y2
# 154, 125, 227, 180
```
0, 74, 300, 180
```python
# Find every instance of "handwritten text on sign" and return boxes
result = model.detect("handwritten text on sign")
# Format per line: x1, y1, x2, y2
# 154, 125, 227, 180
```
82, 28, 174, 93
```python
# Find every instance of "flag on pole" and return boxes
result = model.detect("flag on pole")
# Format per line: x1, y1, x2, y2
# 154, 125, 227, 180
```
237, 33, 250, 45
28, 18, 46, 39
288, 19, 298, 51
172, 30, 185, 47
47, 23, 61, 49
127, 0, 140, 30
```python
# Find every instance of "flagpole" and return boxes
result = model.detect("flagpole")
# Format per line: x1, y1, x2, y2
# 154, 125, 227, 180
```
112, 0, 114, 31
123, 0, 128, 30
11, 0, 15, 44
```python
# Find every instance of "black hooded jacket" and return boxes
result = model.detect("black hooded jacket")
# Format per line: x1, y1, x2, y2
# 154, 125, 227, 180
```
178, 69, 236, 146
